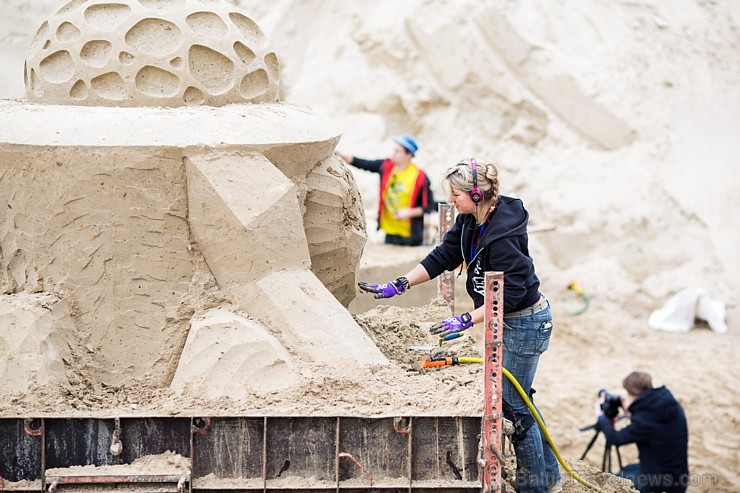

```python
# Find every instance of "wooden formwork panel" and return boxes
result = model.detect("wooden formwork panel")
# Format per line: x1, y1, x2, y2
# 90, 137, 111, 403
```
1, 416, 484, 492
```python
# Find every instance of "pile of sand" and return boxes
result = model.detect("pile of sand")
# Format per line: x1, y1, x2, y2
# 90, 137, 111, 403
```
3, 289, 737, 490
45, 451, 190, 476
0, 298, 485, 417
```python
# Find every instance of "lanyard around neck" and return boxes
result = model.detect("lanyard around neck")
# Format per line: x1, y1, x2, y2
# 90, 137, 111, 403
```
469, 220, 488, 260
468, 204, 496, 260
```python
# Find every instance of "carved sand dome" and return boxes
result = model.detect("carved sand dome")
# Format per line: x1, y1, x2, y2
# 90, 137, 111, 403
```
24, 0, 279, 106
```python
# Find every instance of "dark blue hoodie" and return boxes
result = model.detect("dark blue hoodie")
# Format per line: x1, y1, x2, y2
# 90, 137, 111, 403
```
420, 196, 540, 312
598, 386, 689, 493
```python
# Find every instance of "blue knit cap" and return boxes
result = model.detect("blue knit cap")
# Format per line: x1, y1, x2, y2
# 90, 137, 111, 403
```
393, 133, 419, 156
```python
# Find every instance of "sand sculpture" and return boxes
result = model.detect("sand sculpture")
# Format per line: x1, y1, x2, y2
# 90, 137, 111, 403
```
24, 0, 279, 106
0, 0, 387, 407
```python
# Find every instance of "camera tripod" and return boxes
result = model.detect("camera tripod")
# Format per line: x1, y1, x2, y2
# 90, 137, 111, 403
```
579, 420, 623, 473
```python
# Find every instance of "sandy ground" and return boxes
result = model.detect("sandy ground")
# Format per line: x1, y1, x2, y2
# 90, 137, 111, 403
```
533, 302, 739, 492
356, 282, 739, 492
347, 242, 739, 492
353, 273, 740, 492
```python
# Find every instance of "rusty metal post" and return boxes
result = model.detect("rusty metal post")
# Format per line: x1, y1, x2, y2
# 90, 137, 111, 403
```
437, 203, 456, 312
481, 272, 504, 491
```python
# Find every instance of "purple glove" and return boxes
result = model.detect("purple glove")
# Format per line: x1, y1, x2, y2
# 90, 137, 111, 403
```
429, 312, 473, 335
357, 277, 409, 299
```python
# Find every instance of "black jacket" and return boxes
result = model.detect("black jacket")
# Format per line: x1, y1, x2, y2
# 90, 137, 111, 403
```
598, 386, 689, 493
420, 196, 540, 312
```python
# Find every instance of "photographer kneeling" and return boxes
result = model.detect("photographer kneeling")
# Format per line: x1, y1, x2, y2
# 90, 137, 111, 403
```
598, 371, 689, 493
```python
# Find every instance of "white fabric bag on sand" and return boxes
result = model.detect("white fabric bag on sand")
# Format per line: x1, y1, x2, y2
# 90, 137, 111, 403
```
648, 287, 727, 334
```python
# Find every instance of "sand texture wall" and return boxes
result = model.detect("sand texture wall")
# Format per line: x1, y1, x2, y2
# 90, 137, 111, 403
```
4, 0, 736, 322
0, 100, 384, 394
0, 0, 385, 400
232, 0, 739, 317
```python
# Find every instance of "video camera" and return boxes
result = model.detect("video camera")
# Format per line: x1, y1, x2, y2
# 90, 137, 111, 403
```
598, 388, 622, 420
580, 388, 625, 472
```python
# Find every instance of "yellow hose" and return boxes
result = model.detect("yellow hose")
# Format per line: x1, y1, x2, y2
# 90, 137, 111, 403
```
502, 367, 606, 493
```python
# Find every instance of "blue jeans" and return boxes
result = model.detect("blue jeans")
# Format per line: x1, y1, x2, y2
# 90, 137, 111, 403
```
503, 303, 560, 493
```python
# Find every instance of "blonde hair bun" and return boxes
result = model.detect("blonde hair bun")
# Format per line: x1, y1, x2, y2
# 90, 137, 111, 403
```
484, 163, 499, 181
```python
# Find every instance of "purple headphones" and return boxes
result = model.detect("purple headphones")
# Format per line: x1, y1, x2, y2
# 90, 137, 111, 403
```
469, 157, 482, 203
